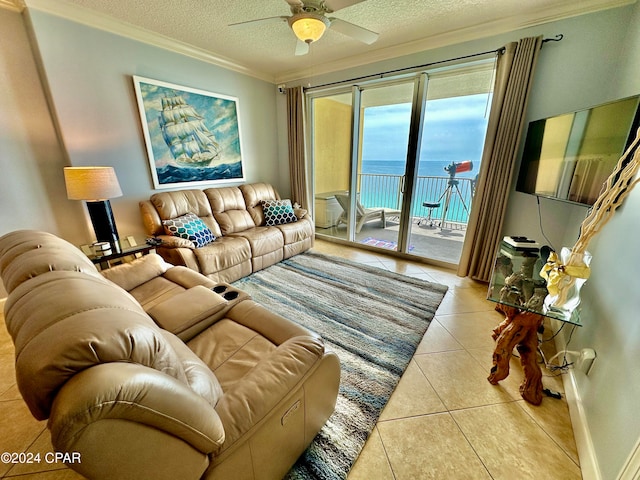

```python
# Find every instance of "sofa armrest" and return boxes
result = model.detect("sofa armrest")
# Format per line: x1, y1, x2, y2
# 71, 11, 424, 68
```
148, 286, 229, 340
162, 265, 217, 289
226, 300, 317, 345
154, 242, 201, 272
140, 200, 163, 236
157, 234, 196, 249
101, 253, 170, 291
294, 208, 308, 219
214, 335, 325, 451
49, 362, 225, 455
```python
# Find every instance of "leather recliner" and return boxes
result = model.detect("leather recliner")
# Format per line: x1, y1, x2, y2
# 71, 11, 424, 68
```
0, 230, 340, 480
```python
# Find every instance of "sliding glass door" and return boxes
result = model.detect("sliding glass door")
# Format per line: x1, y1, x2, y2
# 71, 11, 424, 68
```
407, 65, 494, 263
311, 90, 354, 235
310, 61, 494, 265
356, 80, 417, 248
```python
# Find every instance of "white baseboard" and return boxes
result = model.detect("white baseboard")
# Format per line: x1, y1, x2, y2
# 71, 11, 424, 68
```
617, 437, 640, 480
552, 321, 640, 480
562, 369, 601, 480
551, 319, 601, 480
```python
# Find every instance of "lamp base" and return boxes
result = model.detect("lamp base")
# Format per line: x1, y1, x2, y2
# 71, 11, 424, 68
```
86, 200, 120, 247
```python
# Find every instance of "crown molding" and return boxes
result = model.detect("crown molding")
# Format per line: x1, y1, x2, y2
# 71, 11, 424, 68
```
21, 0, 276, 84
275, 0, 636, 84
9, 0, 635, 87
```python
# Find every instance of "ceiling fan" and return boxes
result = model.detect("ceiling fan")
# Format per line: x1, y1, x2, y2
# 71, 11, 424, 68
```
229, 0, 379, 56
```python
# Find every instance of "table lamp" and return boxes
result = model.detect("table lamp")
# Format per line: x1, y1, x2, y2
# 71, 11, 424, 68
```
64, 166, 123, 246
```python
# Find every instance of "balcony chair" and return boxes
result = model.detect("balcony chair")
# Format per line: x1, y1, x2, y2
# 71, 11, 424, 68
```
334, 193, 400, 233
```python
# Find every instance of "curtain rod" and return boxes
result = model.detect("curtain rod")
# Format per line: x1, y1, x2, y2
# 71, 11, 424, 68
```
304, 34, 563, 92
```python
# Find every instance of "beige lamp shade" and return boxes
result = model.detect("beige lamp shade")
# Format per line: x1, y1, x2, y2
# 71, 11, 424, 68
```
64, 167, 123, 201
290, 13, 329, 43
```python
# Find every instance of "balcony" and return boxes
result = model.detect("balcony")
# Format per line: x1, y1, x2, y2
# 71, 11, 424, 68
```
315, 173, 475, 265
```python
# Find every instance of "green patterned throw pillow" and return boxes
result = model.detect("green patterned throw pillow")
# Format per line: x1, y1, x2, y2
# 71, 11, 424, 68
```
162, 213, 216, 248
262, 199, 298, 226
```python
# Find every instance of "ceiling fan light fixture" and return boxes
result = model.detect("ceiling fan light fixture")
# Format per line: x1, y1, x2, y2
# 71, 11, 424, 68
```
289, 13, 329, 43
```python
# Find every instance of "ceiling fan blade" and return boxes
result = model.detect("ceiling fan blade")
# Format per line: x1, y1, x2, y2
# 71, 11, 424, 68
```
295, 40, 310, 56
229, 16, 288, 28
324, 0, 367, 12
329, 18, 378, 44
283, 0, 304, 9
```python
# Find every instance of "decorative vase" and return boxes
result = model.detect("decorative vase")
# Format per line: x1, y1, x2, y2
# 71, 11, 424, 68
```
542, 247, 592, 320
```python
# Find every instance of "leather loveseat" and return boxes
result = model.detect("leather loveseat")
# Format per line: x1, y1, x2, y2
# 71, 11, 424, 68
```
139, 183, 314, 282
0, 230, 340, 480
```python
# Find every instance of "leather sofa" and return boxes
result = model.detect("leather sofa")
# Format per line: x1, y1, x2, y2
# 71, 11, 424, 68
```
0, 230, 340, 480
139, 183, 314, 282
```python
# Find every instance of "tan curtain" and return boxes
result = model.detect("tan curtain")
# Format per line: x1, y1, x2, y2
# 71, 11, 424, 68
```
457, 36, 543, 282
286, 86, 311, 212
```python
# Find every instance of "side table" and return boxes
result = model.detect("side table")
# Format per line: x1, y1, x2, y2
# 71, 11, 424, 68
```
85, 238, 154, 269
486, 241, 581, 405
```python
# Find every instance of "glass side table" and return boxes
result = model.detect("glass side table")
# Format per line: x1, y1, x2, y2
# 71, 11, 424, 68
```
486, 241, 581, 405
85, 238, 154, 270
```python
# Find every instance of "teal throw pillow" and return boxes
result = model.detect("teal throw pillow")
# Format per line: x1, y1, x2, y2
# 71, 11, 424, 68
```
262, 199, 298, 226
163, 213, 215, 248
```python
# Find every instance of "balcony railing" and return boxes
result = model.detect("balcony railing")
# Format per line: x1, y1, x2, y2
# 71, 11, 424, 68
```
357, 173, 475, 227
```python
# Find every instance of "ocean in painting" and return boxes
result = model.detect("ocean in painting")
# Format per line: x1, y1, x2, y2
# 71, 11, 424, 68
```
156, 162, 244, 185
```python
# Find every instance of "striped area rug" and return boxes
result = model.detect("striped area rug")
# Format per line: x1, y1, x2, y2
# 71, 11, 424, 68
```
232, 251, 448, 479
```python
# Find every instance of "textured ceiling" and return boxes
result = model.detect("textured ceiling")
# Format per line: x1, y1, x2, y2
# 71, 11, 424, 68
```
14, 0, 637, 83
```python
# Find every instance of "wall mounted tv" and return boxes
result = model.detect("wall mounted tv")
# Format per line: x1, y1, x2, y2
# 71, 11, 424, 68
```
516, 95, 640, 206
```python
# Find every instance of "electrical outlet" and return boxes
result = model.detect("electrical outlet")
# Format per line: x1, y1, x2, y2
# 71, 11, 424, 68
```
576, 348, 596, 375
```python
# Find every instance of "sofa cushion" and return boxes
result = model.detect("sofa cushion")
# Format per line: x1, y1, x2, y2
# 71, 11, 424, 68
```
187, 319, 277, 391
205, 187, 255, 234
275, 216, 314, 245
150, 189, 222, 238
205, 335, 325, 451
239, 183, 280, 226
163, 213, 216, 248
161, 331, 224, 408
192, 236, 252, 276
262, 199, 298, 226
230, 226, 283, 258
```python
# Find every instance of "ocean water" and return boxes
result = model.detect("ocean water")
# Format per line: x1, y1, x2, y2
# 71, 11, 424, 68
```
362, 159, 477, 179
360, 159, 478, 223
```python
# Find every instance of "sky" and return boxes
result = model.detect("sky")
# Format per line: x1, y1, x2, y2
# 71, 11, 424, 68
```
361, 93, 491, 164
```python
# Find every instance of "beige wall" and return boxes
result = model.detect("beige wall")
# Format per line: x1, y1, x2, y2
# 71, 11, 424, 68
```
0, 7, 281, 297
313, 98, 352, 194
23, 8, 281, 243
0, 8, 87, 297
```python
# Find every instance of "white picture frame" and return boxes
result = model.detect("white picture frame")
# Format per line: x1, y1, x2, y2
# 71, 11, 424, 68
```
132, 76, 245, 189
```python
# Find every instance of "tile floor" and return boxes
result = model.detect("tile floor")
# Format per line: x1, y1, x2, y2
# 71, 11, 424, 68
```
0, 239, 581, 479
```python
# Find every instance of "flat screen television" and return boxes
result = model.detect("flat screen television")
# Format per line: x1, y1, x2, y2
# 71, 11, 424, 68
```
516, 95, 640, 206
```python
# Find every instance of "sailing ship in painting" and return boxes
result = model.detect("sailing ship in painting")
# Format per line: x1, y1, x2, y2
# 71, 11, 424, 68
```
133, 75, 245, 187
159, 94, 222, 168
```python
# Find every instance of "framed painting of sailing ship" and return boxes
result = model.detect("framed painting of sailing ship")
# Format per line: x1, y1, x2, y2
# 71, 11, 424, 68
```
132, 76, 245, 189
